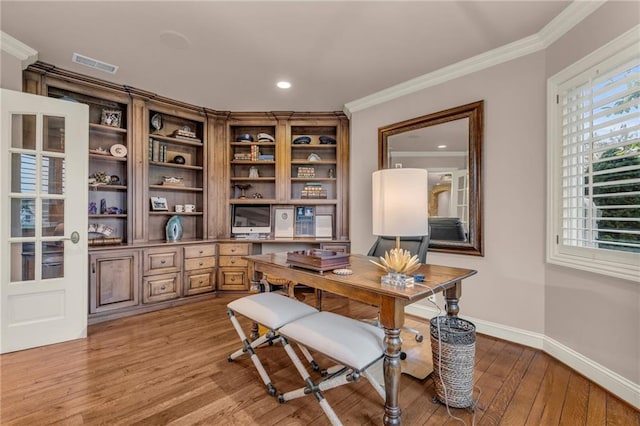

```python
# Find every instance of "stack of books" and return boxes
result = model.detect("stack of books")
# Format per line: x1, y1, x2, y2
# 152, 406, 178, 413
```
301, 182, 327, 199
234, 152, 252, 160
172, 128, 199, 141
297, 166, 315, 177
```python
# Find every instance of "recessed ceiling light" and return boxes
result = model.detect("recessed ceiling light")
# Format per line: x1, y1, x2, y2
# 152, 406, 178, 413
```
437, 144, 447, 149
159, 30, 191, 50
277, 81, 291, 89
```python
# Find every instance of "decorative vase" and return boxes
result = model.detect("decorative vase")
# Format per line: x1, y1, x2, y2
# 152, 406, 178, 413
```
165, 215, 183, 242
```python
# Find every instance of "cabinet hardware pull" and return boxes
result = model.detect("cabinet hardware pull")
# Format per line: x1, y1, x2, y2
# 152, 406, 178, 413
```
199, 280, 203, 284
161, 286, 166, 290
199, 262, 203, 266
199, 250, 203, 254
231, 260, 235, 264
161, 260, 166, 264
92, 263, 95, 274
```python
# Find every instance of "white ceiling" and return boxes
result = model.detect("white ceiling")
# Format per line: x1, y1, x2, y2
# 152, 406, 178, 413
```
1, 1, 570, 112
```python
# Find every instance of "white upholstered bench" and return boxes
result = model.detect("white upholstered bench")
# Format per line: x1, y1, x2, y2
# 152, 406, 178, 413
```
277, 311, 386, 425
227, 292, 319, 396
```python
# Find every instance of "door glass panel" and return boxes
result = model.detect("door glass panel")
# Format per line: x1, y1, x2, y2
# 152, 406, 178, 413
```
11, 242, 34, 282
43, 116, 65, 153
42, 199, 64, 237
41, 156, 65, 194
11, 198, 36, 238
11, 153, 36, 193
11, 114, 36, 149
42, 242, 64, 280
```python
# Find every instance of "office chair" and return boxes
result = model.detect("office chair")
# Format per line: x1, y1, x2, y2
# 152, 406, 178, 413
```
367, 234, 430, 343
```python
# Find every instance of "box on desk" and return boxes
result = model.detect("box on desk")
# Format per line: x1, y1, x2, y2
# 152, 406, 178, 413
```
286, 249, 350, 272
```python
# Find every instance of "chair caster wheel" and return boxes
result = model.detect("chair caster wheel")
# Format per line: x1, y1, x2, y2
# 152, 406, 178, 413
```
227, 356, 233, 362
278, 394, 285, 404
311, 361, 320, 372
400, 351, 407, 360
415, 335, 424, 343
267, 384, 276, 397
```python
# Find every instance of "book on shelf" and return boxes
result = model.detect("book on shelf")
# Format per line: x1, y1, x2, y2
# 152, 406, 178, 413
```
149, 138, 168, 162
295, 206, 315, 236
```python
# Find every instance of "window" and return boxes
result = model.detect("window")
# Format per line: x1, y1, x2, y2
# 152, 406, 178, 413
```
547, 27, 640, 282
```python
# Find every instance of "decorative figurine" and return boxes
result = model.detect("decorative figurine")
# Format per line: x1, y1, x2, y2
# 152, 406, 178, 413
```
88, 202, 97, 215
234, 183, 252, 199
165, 215, 183, 242
100, 199, 107, 214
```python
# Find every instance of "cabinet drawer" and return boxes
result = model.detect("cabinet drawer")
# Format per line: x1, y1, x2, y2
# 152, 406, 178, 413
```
184, 256, 216, 271
184, 245, 216, 259
219, 243, 249, 256
218, 269, 248, 291
144, 248, 181, 275
142, 273, 181, 303
218, 256, 247, 268
184, 269, 215, 296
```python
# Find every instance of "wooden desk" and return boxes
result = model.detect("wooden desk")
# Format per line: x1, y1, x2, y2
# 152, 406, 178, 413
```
245, 252, 477, 426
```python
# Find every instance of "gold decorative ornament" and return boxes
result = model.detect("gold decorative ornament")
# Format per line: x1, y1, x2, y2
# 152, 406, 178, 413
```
369, 247, 420, 275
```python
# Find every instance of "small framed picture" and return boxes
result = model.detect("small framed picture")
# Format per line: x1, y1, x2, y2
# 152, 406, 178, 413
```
274, 207, 294, 238
101, 109, 122, 128
150, 196, 168, 211
315, 214, 333, 239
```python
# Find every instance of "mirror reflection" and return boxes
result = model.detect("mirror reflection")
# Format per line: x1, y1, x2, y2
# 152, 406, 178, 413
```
378, 101, 483, 256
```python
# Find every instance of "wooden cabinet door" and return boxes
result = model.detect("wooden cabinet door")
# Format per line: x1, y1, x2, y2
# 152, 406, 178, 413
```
89, 250, 140, 313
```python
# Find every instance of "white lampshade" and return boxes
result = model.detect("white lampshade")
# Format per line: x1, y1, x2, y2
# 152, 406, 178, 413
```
372, 168, 429, 236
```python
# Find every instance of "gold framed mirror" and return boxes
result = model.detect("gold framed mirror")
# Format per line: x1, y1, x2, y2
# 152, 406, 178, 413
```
378, 100, 483, 256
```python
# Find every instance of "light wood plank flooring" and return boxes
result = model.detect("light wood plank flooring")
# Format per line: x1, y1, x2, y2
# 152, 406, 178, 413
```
1, 293, 638, 425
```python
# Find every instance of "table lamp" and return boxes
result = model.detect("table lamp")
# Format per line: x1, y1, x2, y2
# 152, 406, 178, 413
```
371, 168, 429, 286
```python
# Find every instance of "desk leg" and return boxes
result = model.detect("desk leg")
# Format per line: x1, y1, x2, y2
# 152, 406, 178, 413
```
380, 297, 404, 425
383, 326, 402, 426
444, 282, 462, 317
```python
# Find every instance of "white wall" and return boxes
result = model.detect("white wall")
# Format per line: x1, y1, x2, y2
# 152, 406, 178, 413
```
350, 0, 638, 387
350, 50, 547, 334
543, 1, 639, 384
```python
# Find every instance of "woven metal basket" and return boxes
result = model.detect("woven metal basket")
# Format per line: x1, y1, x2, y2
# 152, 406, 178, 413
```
430, 316, 476, 408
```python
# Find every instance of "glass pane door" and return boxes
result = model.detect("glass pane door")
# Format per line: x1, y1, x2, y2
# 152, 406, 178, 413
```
9, 114, 67, 282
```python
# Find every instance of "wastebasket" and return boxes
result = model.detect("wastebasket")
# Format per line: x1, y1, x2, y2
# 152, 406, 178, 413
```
430, 316, 476, 408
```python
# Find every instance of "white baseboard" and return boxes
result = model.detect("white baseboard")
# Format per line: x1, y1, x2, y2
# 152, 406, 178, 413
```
405, 304, 640, 409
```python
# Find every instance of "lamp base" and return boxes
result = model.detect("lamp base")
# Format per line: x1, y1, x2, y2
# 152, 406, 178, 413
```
381, 272, 415, 288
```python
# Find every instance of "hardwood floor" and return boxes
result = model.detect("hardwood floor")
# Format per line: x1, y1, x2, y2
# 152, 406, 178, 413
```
1, 293, 638, 425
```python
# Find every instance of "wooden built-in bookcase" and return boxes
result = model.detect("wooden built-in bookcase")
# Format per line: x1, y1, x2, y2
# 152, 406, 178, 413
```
23, 63, 350, 323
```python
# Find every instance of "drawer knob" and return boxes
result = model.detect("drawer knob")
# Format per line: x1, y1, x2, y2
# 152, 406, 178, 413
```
199, 262, 203, 266
199, 250, 203, 254
230, 260, 235, 264
231, 248, 236, 253
199, 280, 204, 284
161, 286, 166, 290
161, 260, 166, 264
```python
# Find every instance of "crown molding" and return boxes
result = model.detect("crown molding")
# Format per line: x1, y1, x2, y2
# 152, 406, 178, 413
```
0, 31, 38, 69
343, 1, 606, 117
537, 0, 607, 48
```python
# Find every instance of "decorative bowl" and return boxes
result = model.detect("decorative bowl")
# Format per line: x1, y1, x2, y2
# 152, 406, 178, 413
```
319, 135, 336, 144
236, 133, 254, 142
293, 136, 311, 144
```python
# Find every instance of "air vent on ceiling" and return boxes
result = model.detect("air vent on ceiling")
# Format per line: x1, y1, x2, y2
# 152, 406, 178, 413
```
71, 53, 118, 74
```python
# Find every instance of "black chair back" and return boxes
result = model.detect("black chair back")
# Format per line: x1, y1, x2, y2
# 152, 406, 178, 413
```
367, 234, 430, 263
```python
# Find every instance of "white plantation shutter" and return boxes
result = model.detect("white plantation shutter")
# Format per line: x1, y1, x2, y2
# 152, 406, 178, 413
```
548, 27, 640, 282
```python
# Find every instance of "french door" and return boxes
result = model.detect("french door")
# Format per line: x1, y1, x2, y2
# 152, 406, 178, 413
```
1, 89, 88, 353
